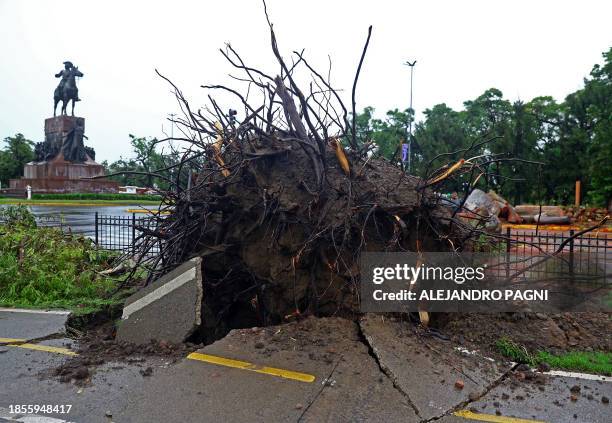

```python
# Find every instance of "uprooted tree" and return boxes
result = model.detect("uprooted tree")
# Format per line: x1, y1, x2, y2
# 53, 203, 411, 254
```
119, 11, 526, 340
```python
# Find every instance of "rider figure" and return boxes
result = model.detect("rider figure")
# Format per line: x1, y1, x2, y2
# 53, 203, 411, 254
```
55, 61, 81, 101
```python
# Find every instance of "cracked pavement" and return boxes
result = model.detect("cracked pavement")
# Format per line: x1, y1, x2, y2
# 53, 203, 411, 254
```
1, 309, 610, 422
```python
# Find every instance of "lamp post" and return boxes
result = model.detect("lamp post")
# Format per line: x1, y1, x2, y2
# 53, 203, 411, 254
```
168, 113, 177, 139
404, 60, 416, 174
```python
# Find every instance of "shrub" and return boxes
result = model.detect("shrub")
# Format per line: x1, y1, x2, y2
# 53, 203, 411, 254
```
0, 205, 36, 228
0, 210, 121, 311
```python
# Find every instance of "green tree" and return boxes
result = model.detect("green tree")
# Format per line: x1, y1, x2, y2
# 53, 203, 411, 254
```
104, 135, 183, 191
585, 48, 612, 207
342, 50, 612, 207
353, 107, 413, 160
412, 103, 469, 180
129, 135, 165, 188
0, 134, 35, 186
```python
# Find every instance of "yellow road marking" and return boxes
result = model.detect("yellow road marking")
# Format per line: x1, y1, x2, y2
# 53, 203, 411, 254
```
10, 343, 78, 356
187, 352, 315, 383
1, 337, 77, 356
454, 410, 546, 423
0, 337, 26, 343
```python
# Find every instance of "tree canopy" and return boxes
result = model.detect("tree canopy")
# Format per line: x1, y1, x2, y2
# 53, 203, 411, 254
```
355, 48, 612, 207
0, 134, 34, 186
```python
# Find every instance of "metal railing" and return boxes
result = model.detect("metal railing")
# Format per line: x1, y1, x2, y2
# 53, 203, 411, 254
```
2, 211, 610, 276
497, 228, 612, 282
94, 212, 160, 255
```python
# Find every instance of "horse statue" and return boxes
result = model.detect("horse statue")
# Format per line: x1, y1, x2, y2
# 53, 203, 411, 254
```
53, 61, 84, 117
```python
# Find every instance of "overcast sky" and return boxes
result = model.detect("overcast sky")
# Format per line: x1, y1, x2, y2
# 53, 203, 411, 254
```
0, 0, 610, 163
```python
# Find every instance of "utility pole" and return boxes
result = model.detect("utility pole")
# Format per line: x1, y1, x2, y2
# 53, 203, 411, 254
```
404, 60, 416, 174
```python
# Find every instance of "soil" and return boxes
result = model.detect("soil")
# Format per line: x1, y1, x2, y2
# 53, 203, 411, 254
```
225, 316, 358, 364
50, 310, 610, 386
49, 315, 356, 385
144, 138, 458, 336
433, 312, 612, 356
50, 321, 200, 386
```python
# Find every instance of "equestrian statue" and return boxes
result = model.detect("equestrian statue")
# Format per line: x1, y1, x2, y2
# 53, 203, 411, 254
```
53, 61, 84, 116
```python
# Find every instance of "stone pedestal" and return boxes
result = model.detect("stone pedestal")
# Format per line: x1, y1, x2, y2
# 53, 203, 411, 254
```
45, 116, 85, 147
9, 116, 119, 193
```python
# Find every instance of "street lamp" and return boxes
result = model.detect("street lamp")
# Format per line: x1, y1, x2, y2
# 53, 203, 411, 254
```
168, 113, 177, 139
404, 60, 416, 174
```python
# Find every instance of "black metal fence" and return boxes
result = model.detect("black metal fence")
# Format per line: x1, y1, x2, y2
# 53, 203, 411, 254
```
94, 212, 160, 255
3, 209, 611, 276
498, 228, 612, 282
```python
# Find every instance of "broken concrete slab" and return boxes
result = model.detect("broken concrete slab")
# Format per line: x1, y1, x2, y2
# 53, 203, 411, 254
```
117, 317, 419, 423
204, 317, 418, 422
298, 319, 419, 422
359, 314, 512, 420
116, 257, 203, 345
0, 308, 70, 340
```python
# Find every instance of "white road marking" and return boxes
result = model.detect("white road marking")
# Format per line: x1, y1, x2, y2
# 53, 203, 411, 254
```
544, 370, 611, 382
0, 308, 70, 315
121, 266, 196, 319
0, 408, 74, 422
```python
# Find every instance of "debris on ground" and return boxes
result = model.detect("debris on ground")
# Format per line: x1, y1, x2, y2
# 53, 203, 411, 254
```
50, 319, 199, 385
533, 213, 571, 225
462, 189, 502, 231
62, 18, 610, 415
563, 206, 611, 226
139, 366, 154, 377
359, 314, 512, 420
433, 312, 612, 356
515, 205, 566, 218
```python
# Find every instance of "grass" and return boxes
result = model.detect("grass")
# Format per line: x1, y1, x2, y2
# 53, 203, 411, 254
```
496, 337, 612, 375
0, 205, 126, 313
0, 192, 163, 206
472, 233, 505, 252
537, 351, 612, 375
496, 337, 536, 365
0, 198, 161, 206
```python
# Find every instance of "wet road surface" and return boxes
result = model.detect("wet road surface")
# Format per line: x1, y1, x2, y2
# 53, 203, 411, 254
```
1, 310, 610, 423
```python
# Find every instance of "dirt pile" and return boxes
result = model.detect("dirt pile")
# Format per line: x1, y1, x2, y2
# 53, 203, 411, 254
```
434, 312, 612, 355
151, 140, 455, 339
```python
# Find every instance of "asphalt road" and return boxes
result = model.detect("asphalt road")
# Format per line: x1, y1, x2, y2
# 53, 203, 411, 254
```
0, 309, 610, 423
29, 205, 135, 235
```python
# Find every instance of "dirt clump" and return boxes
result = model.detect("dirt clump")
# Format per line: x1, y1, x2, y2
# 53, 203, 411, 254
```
50, 321, 200, 385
